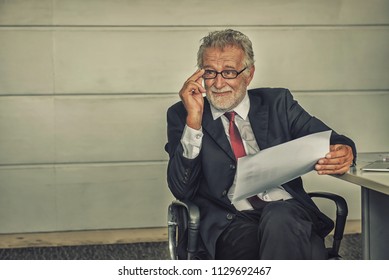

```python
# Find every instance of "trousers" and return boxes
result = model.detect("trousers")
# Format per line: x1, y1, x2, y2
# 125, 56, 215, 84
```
215, 199, 327, 260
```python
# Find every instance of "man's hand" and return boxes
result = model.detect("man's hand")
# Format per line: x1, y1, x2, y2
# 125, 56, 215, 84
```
315, 144, 354, 175
179, 69, 206, 130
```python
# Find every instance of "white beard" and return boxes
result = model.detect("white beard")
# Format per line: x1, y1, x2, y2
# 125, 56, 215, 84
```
205, 85, 246, 112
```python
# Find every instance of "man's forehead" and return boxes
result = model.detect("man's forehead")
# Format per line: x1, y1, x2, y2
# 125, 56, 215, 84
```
202, 45, 244, 65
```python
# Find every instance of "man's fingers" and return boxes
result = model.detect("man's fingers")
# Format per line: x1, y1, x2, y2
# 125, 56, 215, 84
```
182, 82, 205, 97
316, 145, 354, 175
319, 155, 352, 166
317, 155, 353, 167
316, 160, 350, 170
182, 70, 206, 95
326, 145, 352, 159
186, 69, 205, 83
315, 159, 353, 175
316, 163, 351, 175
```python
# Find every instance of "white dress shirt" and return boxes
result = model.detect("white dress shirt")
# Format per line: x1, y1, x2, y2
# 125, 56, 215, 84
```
180, 93, 292, 211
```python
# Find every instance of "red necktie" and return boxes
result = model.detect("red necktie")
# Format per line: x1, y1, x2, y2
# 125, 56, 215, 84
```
224, 111, 246, 159
224, 111, 267, 210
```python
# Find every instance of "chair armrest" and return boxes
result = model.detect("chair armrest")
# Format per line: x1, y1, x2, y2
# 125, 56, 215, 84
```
308, 192, 348, 256
171, 200, 200, 228
309, 192, 348, 217
168, 200, 200, 259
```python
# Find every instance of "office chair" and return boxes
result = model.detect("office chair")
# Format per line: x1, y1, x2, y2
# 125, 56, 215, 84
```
168, 192, 348, 260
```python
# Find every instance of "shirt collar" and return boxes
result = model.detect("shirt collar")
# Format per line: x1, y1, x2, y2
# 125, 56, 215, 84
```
210, 91, 250, 121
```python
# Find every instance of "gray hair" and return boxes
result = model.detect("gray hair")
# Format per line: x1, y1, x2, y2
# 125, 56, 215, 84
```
197, 29, 255, 69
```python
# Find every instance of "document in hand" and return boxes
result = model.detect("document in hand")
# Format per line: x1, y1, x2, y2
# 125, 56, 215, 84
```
232, 130, 331, 203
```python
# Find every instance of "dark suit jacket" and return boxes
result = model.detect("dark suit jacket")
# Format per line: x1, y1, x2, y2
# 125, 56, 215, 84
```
165, 88, 356, 259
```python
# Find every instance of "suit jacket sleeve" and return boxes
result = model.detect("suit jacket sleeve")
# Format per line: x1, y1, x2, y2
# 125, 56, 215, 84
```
165, 103, 202, 200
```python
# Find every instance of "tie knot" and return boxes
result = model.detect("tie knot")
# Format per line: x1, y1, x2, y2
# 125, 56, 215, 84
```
224, 111, 236, 122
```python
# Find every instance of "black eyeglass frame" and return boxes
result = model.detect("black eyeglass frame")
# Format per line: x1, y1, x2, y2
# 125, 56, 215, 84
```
202, 67, 247, 80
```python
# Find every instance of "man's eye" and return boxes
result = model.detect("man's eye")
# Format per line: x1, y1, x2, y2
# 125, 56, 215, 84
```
204, 70, 215, 75
223, 70, 235, 76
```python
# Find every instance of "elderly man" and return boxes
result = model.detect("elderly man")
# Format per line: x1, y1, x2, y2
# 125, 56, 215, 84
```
165, 29, 356, 259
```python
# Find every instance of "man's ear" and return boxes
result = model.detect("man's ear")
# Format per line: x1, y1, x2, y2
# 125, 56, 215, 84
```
245, 65, 255, 86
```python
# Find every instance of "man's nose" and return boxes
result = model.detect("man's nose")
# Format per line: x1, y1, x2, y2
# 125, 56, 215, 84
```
214, 73, 226, 88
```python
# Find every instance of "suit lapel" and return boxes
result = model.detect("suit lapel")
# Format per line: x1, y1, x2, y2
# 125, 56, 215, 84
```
248, 92, 269, 150
202, 100, 236, 160
201, 92, 270, 159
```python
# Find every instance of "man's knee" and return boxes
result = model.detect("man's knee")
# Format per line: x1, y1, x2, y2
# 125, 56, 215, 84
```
259, 200, 311, 233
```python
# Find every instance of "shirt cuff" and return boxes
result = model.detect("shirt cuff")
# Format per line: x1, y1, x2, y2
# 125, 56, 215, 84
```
180, 125, 203, 159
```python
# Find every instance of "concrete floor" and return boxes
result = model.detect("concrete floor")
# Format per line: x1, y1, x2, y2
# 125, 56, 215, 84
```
0, 234, 361, 260
0, 221, 361, 260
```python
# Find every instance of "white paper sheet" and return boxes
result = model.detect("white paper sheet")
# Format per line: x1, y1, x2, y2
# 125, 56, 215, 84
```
232, 130, 331, 203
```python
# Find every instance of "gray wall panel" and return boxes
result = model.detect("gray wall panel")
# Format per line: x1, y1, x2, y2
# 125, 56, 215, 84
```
250, 27, 389, 91
54, 95, 175, 163
0, 167, 57, 233
0, 163, 172, 233
0, 96, 55, 164
5, 0, 388, 26
0, 30, 54, 94
54, 163, 172, 230
2, 27, 388, 95
294, 92, 389, 152
53, 29, 197, 95
0, 0, 53, 25
52, 28, 389, 94
0, 95, 179, 165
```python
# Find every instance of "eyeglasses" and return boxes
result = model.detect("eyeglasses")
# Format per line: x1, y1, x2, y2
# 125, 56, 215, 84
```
202, 67, 247, 80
